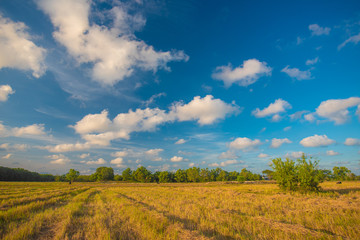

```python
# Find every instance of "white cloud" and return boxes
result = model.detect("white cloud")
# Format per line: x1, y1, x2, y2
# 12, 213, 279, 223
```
37, 0, 187, 86
283, 126, 291, 131
344, 138, 360, 146
271, 114, 282, 122
41, 142, 90, 153
12, 124, 46, 136
170, 156, 183, 162
0, 14, 46, 78
290, 110, 309, 120
281, 66, 312, 80
79, 153, 89, 159
145, 148, 163, 156
304, 113, 316, 122
338, 33, 360, 50
48, 154, 70, 165
327, 150, 340, 156
209, 160, 238, 167
252, 99, 291, 119
229, 137, 261, 151
86, 158, 106, 165
188, 163, 195, 167
270, 138, 292, 148
175, 139, 186, 144
72, 110, 111, 135
171, 95, 240, 125
143, 92, 166, 107
309, 24, 330, 36
258, 153, 269, 158
110, 158, 125, 168
0, 85, 15, 102
300, 134, 335, 147
0, 143, 28, 151
315, 97, 360, 124
285, 151, 304, 159
306, 57, 319, 65
212, 59, 272, 87
218, 150, 239, 160
2, 153, 12, 159
152, 157, 163, 162
111, 151, 128, 158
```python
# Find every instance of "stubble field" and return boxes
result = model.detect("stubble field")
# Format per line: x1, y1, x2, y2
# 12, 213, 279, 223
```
0, 181, 359, 240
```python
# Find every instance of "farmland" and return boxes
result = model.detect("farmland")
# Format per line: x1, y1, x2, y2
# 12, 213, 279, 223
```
0, 181, 359, 240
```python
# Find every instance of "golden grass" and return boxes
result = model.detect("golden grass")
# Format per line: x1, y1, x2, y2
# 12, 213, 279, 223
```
0, 181, 359, 239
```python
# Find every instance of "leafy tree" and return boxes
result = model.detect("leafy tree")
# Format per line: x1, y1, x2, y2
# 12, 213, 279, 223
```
186, 167, 200, 182
271, 155, 323, 192
229, 171, 240, 181
66, 169, 80, 183
91, 167, 114, 181
210, 168, 221, 181
174, 169, 187, 182
133, 166, 152, 182
333, 166, 351, 181
262, 169, 274, 180
122, 168, 133, 181
200, 168, 211, 182
216, 170, 229, 181
159, 171, 171, 183
114, 175, 123, 181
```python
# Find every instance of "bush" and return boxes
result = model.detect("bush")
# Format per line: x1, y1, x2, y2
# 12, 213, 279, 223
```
271, 154, 322, 192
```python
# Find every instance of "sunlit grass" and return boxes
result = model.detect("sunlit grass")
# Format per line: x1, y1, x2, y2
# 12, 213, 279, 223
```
0, 181, 359, 239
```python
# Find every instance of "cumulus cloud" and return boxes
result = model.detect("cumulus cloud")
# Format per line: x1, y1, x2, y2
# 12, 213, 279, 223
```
41, 142, 90, 153
171, 95, 240, 125
143, 92, 166, 107
48, 154, 70, 164
0, 143, 28, 151
270, 138, 292, 148
300, 134, 335, 147
37, 0, 188, 86
229, 137, 261, 151
86, 158, 106, 165
209, 160, 238, 167
344, 138, 360, 146
304, 113, 316, 123
252, 99, 291, 119
290, 110, 309, 120
338, 33, 360, 50
73, 95, 239, 146
2, 153, 12, 159
212, 59, 272, 87
110, 158, 125, 168
218, 150, 239, 160
188, 163, 195, 167
12, 124, 46, 136
309, 24, 330, 36
285, 151, 304, 159
79, 153, 89, 159
170, 156, 183, 162
145, 148, 163, 156
258, 153, 269, 158
327, 150, 340, 156
0, 14, 46, 77
306, 57, 319, 65
281, 66, 312, 80
283, 126, 291, 131
175, 139, 186, 144
0, 85, 15, 102
315, 97, 360, 124
111, 151, 128, 158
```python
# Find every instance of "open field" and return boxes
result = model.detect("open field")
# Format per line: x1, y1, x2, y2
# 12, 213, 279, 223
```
0, 181, 359, 240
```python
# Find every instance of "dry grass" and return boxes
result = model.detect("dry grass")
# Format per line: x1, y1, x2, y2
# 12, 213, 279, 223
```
0, 181, 359, 239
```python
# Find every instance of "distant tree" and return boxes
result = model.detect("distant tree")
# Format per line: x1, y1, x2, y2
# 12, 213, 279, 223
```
133, 166, 152, 182
217, 170, 229, 181
159, 171, 171, 183
122, 168, 133, 181
333, 166, 351, 181
55, 174, 67, 182
200, 168, 211, 182
92, 167, 114, 181
174, 169, 187, 182
318, 169, 332, 181
114, 175, 123, 181
228, 171, 240, 181
262, 169, 274, 180
210, 168, 221, 181
186, 167, 200, 182
76, 175, 92, 182
66, 169, 80, 183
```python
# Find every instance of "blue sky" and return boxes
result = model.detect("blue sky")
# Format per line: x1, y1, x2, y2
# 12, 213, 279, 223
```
0, 0, 359, 175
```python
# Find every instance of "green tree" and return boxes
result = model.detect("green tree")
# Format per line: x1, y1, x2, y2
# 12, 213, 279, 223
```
262, 169, 274, 180
271, 158, 298, 191
210, 168, 221, 181
114, 175, 123, 181
186, 167, 200, 182
296, 155, 321, 192
333, 166, 351, 181
216, 170, 229, 181
122, 168, 133, 181
174, 169, 187, 182
133, 166, 152, 182
92, 167, 114, 181
200, 168, 211, 182
66, 169, 79, 183
159, 171, 171, 183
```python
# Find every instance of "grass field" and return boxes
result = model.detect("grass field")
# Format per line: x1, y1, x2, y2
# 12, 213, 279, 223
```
0, 181, 359, 240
